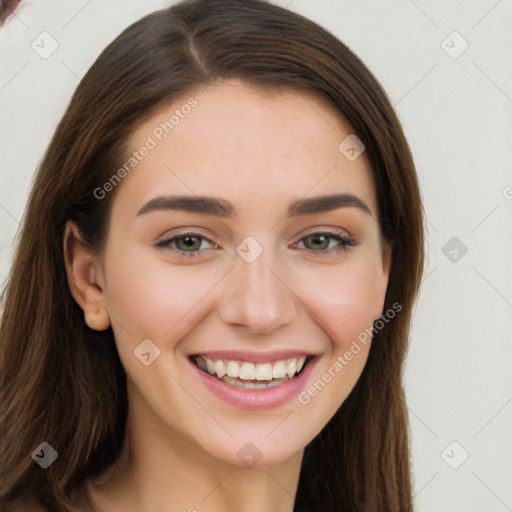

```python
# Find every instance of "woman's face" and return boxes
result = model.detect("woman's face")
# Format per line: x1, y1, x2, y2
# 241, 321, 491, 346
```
94, 79, 390, 467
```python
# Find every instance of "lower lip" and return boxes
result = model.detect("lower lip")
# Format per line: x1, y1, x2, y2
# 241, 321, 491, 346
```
191, 357, 317, 410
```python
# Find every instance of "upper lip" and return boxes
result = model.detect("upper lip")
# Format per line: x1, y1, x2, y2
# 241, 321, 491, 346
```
189, 350, 317, 363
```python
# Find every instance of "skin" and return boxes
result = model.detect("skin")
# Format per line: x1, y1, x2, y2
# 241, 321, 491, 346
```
64, 79, 391, 512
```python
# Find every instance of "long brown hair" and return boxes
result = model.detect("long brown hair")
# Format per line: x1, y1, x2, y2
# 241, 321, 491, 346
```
0, 1, 425, 510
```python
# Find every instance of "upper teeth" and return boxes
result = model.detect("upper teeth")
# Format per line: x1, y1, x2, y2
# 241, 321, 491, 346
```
195, 355, 307, 381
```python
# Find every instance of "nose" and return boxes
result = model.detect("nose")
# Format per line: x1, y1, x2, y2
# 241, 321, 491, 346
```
218, 247, 297, 335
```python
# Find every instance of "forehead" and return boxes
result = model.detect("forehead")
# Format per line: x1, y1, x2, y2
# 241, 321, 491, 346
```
116, 79, 377, 218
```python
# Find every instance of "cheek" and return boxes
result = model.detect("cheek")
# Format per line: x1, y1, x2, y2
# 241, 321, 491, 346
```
291, 259, 379, 424
103, 248, 224, 349
292, 253, 384, 347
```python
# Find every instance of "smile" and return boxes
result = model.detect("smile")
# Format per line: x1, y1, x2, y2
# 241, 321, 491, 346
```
192, 355, 313, 390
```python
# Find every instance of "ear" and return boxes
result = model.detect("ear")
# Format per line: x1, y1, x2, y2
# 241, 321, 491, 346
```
63, 220, 111, 331
374, 240, 392, 321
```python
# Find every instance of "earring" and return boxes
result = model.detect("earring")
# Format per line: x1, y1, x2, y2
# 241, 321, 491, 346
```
85, 309, 110, 331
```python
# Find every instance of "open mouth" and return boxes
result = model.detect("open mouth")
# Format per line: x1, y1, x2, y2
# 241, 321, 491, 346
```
191, 354, 314, 390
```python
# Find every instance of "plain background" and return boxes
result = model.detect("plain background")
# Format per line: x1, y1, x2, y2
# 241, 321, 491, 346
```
1, 1, 511, 510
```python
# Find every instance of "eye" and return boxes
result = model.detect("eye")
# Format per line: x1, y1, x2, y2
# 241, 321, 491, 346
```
155, 230, 357, 258
155, 232, 218, 256
293, 231, 357, 253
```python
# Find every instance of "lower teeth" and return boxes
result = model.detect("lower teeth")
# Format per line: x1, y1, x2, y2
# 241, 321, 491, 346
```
221, 375, 289, 389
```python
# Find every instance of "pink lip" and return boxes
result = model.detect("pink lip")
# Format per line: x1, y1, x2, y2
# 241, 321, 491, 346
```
190, 355, 317, 410
190, 349, 315, 363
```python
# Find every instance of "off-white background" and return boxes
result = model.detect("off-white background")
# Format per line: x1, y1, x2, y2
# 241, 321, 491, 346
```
1, 1, 511, 511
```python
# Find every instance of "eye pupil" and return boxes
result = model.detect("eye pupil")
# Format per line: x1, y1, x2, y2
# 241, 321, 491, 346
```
306, 234, 329, 250
179, 236, 200, 251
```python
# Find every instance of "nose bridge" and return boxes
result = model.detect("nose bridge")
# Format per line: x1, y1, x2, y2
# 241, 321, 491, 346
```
218, 242, 296, 334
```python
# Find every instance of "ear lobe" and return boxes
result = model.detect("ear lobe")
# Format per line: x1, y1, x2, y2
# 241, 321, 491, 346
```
63, 221, 111, 331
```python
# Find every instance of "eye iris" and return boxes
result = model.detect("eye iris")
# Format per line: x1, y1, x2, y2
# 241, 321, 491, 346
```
305, 234, 329, 250
177, 235, 201, 251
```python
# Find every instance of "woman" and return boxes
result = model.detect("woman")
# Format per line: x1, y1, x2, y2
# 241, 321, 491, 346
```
0, 0, 425, 510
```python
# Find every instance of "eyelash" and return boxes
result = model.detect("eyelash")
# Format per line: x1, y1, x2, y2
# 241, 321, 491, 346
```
155, 230, 358, 257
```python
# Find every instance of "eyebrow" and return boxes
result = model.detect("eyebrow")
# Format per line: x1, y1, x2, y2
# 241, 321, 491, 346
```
136, 193, 371, 218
